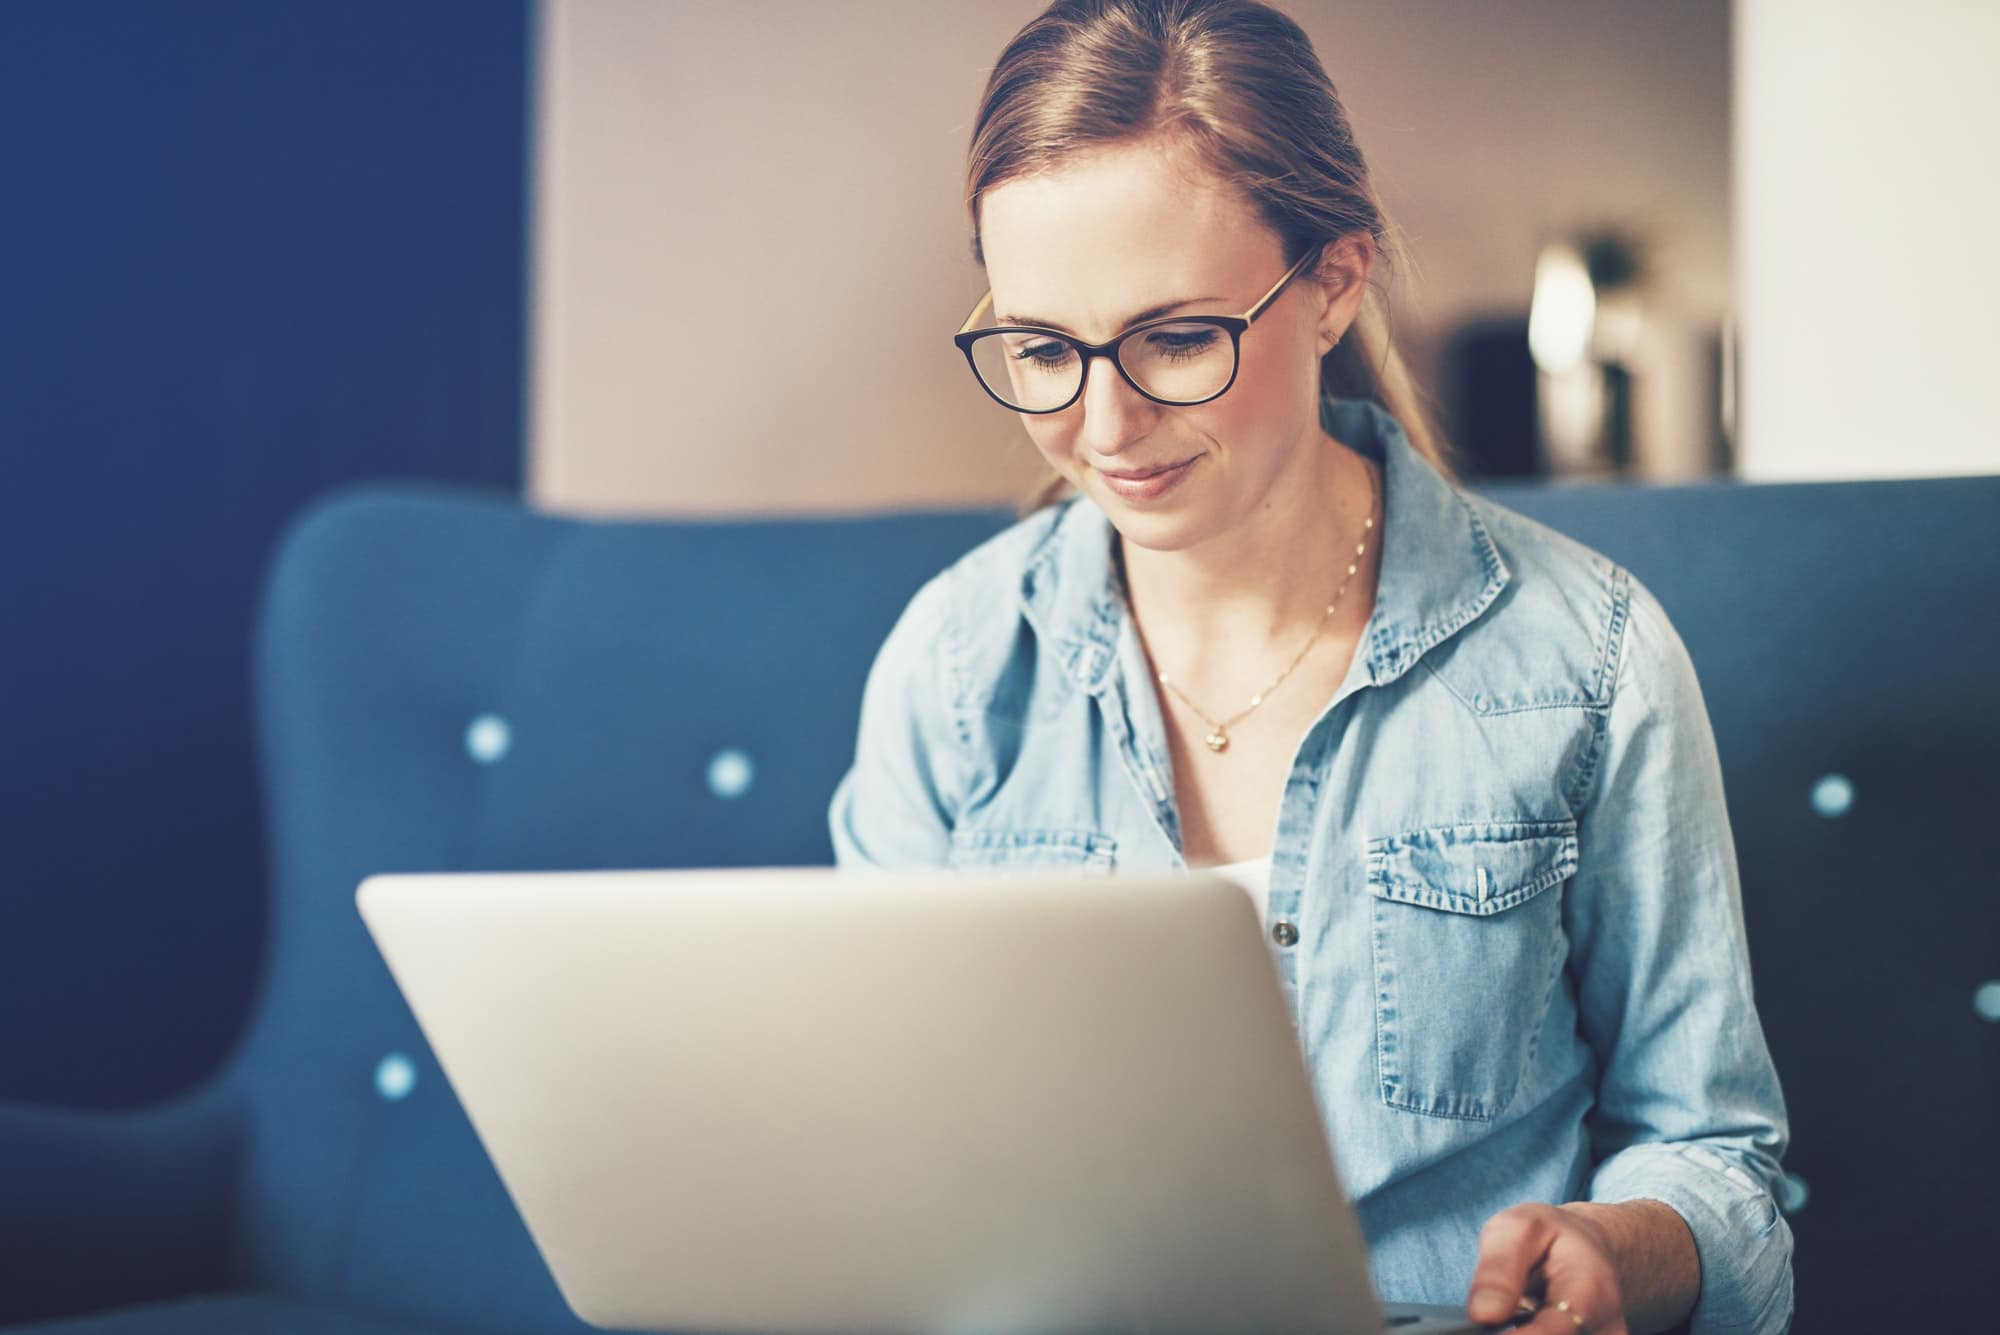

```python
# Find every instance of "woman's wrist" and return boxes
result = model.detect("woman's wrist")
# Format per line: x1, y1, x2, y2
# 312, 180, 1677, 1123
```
1557, 1199, 1699, 1334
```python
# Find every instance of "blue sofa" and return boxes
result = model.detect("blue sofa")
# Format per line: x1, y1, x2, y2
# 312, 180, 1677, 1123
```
3, 473, 1994, 1333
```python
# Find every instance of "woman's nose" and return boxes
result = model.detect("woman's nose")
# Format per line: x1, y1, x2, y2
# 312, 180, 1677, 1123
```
1074, 354, 1158, 457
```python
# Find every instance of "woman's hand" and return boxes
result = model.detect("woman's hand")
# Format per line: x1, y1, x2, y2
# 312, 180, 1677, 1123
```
1465, 1200, 1699, 1334
1465, 1202, 1628, 1333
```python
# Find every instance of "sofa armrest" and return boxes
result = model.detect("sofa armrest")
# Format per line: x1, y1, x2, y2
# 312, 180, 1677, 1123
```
0, 1090, 242, 1325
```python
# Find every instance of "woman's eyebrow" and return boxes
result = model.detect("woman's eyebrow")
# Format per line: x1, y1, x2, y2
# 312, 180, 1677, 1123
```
997, 296, 1224, 333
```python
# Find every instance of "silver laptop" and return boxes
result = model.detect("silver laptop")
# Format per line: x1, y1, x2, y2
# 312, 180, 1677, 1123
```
357, 867, 1513, 1334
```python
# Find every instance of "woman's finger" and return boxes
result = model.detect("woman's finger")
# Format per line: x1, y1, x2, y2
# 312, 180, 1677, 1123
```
1467, 1205, 1560, 1322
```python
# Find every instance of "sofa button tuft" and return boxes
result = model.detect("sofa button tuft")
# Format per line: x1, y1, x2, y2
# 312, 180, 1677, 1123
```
1810, 773, 1853, 818
375, 1053, 418, 1102
1975, 981, 2000, 1023
707, 748, 755, 799
465, 714, 512, 765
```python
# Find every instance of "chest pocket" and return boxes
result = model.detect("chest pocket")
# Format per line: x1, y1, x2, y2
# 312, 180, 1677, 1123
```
1364, 819, 1576, 1122
947, 827, 1117, 873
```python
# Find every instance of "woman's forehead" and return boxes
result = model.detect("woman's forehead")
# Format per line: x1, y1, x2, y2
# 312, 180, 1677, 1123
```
981, 142, 1255, 253
979, 146, 1279, 338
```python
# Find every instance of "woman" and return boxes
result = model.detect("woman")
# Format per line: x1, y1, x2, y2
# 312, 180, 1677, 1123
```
828, 3, 1793, 1332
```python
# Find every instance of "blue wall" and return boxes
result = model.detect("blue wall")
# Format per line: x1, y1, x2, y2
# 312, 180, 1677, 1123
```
0, 0, 530, 1107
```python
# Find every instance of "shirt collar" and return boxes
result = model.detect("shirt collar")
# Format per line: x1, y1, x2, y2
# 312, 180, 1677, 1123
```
1018, 397, 1510, 695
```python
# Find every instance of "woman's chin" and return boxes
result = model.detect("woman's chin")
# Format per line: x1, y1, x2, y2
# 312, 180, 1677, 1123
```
1097, 497, 1215, 556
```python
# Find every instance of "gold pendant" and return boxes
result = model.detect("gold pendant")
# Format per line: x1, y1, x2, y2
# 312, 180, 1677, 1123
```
1204, 730, 1229, 752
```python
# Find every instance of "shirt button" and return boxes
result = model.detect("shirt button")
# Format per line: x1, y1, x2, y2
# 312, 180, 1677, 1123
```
1271, 920, 1299, 947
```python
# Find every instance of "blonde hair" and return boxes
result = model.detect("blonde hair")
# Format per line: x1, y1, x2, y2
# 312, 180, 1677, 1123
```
963, 0, 1458, 517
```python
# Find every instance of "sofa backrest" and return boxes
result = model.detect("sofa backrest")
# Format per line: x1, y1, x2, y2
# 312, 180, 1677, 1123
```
236, 474, 1999, 1332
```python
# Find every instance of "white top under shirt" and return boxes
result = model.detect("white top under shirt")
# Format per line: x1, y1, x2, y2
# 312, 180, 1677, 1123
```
1199, 853, 1274, 926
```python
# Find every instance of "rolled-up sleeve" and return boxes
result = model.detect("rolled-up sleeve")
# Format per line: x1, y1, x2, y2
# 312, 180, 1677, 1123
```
1566, 573, 1795, 1334
827, 570, 963, 869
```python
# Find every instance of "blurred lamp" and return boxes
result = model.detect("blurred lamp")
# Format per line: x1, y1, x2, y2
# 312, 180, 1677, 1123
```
1528, 243, 1596, 375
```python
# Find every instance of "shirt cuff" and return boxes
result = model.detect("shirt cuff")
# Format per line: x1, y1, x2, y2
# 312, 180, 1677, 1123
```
1589, 1142, 1795, 1334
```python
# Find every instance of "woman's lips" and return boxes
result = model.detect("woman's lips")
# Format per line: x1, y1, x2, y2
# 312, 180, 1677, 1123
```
1098, 455, 1198, 503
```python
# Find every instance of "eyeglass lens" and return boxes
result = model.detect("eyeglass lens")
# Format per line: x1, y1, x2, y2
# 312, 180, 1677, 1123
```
966, 322, 1235, 411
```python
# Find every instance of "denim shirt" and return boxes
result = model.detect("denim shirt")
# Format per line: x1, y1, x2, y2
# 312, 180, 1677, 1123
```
828, 399, 1794, 1333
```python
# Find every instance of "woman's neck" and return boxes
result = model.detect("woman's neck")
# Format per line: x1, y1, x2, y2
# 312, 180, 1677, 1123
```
1115, 434, 1382, 681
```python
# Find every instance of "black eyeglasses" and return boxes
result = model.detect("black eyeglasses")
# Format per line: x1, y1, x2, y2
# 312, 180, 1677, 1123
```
952, 246, 1320, 414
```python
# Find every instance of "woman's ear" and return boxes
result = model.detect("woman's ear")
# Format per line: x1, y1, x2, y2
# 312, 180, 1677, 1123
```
1313, 233, 1374, 353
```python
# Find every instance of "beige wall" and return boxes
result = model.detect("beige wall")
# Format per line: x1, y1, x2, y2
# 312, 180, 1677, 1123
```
531, 0, 1733, 516
1734, 0, 2000, 480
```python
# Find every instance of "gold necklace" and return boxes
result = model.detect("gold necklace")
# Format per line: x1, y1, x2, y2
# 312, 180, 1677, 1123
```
1146, 460, 1378, 754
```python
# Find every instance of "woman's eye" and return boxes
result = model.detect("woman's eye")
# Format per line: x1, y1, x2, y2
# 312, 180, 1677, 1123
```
1014, 341, 1076, 371
1148, 330, 1219, 359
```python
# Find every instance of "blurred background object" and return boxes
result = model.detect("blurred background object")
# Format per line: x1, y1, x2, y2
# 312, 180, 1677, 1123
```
0, 0, 530, 1108
1734, 0, 2000, 479
1525, 226, 1726, 480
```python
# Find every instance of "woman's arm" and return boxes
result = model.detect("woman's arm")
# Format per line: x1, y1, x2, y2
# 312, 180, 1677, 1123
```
827, 570, 965, 868
1559, 571, 1795, 1334
1559, 1199, 1699, 1331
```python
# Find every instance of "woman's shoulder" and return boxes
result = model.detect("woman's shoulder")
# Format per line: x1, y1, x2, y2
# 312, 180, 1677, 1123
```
869, 497, 1073, 687
1440, 487, 1689, 713
944, 494, 1076, 591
